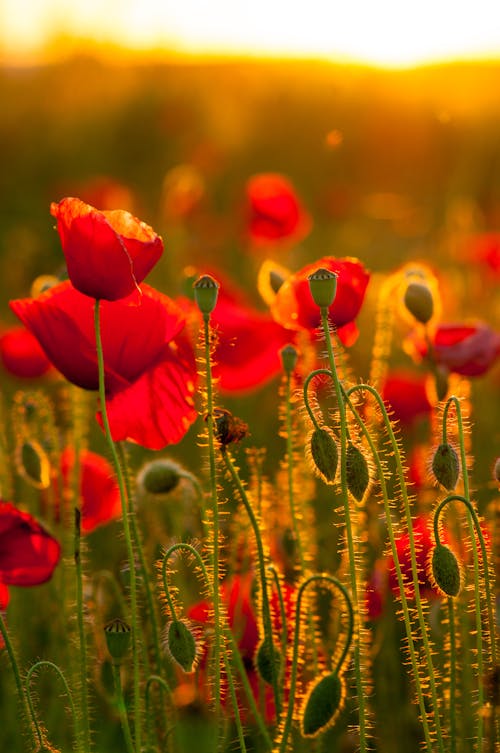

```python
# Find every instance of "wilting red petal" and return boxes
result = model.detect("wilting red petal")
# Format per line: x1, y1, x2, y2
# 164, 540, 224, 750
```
0, 326, 52, 379
51, 197, 163, 301
270, 256, 370, 337
0, 502, 60, 586
381, 369, 432, 426
11, 282, 197, 450
60, 449, 121, 533
246, 173, 312, 246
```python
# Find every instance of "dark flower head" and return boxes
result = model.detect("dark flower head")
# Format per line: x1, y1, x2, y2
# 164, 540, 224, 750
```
51, 197, 163, 301
11, 282, 197, 450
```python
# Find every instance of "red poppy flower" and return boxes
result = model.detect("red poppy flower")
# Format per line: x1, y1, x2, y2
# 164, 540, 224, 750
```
11, 282, 197, 450
409, 322, 500, 377
246, 173, 312, 247
50, 197, 163, 301
0, 326, 52, 379
465, 232, 500, 278
0, 502, 61, 587
381, 369, 432, 426
388, 516, 443, 601
60, 448, 121, 533
269, 256, 369, 345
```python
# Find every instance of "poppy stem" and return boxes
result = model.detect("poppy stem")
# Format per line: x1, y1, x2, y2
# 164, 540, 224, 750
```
112, 663, 136, 753
25, 660, 80, 752
93, 299, 141, 753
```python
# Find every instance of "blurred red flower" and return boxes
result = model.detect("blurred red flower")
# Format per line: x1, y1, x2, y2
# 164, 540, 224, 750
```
269, 256, 369, 345
381, 369, 432, 426
409, 322, 500, 377
465, 232, 500, 278
60, 448, 121, 533
246, 173, 312, 247
51, 197, 163, 301
0, 326, 52, 379
11, 282, 197, 450
0, 502, 61, 588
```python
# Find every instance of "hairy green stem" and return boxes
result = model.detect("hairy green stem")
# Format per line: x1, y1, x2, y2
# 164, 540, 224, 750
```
26, 660, 80, 753
0, 612, 38, 749
112, 663, 136, 753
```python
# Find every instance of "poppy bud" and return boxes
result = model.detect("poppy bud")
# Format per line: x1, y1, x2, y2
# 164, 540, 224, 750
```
15, 439, 51, 489
137, 458, 183, 495
434, 366, 450, 402
430, 544, 462, 597
255, 637, 282, 685
167, 620, 196, 673
104, 618, 132, 663
301, 671, 345, 738
403, 282, 434, 324
346, 442, 370, 501
307, 268, 338, 309
280, 344, 298, 374
432, 443, 460, 490
307, 427, 339, 484
193, 274, 219, 315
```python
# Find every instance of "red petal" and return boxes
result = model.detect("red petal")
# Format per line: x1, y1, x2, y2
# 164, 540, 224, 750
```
0, 503, 60, 586
246, 173, 312, 246
61, 449, 121, 533
0, 326, 52, 379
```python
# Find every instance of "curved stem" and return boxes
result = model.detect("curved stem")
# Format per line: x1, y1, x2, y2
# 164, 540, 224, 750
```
279, 574, 354, 753
302, 369, 332, 430
94, 300, 141, 752
112, 663, 136, 753
26, 660, 80, 753
221, 448, 282, 718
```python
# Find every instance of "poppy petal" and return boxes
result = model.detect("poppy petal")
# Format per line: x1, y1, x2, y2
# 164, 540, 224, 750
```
0, 503, 61, 586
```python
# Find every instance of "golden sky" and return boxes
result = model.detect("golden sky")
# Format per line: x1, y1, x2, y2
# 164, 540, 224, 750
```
2, 0, 500, 67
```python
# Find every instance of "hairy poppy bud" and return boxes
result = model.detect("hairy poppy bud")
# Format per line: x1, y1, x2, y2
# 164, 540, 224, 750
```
404, 282, 434, 324
255, 637, 282, 685
307, 427, 339, 484
432, 443, 460, 490
15, 439, 51, 489
280, 343, 298, 374
301, 671, 345, 738
167, 620, 196, 673
104, 618, 132, 663
137, 458, 183, 495
307, 268, 338, 309
193, 274, 219, 315
430, 543, 462, 597
346, 442, 370, 501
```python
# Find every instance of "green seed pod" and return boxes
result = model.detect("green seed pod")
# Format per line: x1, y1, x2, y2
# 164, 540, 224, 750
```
403, 282, 434, 324
255, 637, 282, 686
167, 620, 196, 673
301, 671, 345, 738
432, 443, 460, 490
137, 458, 183, 495
193, 274, 219, 314
307, 268, 338, 309
280, 344, 298, 374
104, 618, 132, 663
15, 439, 50, 489
346, 442, 370, 501
308, 427, 339, 485
431, 544, 461, 597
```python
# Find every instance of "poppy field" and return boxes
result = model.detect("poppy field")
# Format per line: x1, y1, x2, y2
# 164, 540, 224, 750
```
0, 57, 499, 753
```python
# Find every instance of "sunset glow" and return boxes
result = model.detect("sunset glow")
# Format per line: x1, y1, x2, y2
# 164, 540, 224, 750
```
2, 0, 500, 67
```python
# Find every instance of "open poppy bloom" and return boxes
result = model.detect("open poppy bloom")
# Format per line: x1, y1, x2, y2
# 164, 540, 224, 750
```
60, 448, 121, 533
11, 282, 197, 450
381, 369, 432, 426
246, 173, 312, 247
51, 197, 163, 301
0, 325, 52, 379
268, 256, 369, 346
408, 322, 500, 377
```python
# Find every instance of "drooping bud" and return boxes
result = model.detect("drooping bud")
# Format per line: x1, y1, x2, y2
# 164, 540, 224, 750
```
209, 408, 248, 447
167, 620, 196, 673
15, 439, 50, 489
432, 443, 460, 490
307, 268, 338, 309
346, 442, 370, 501
301, 671, 345, 738
255, 637, 282, 685
430, 543, 462, 598
193, 274, 219, 315
104, 618, 132, 663
280, 344, 298, 374
137, 458, 183, 495
307, 427, 339, 485
403, 282, 434, 324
